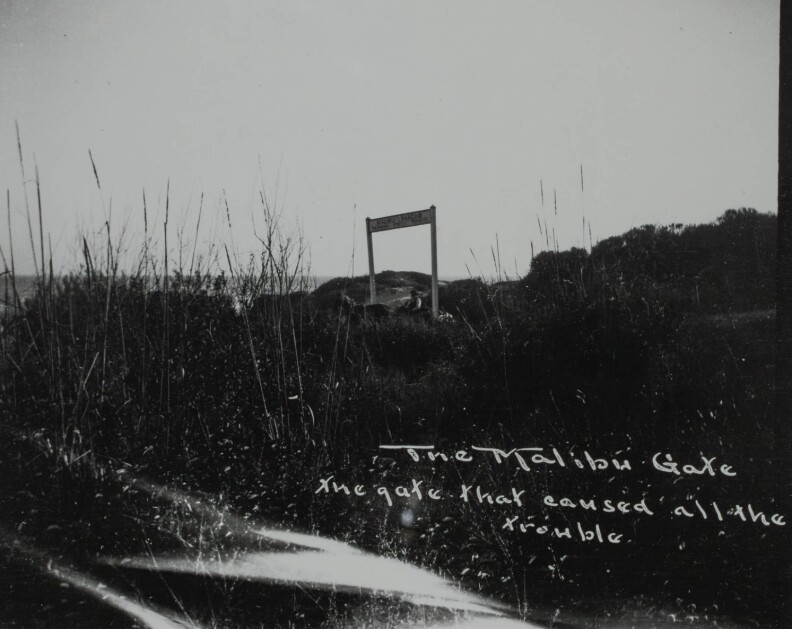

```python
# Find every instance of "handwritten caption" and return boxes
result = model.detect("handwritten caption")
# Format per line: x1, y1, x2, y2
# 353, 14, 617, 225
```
314, 444, 786, 545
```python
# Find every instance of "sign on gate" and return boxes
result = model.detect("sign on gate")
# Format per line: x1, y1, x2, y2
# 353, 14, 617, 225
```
368, 209, 432, 233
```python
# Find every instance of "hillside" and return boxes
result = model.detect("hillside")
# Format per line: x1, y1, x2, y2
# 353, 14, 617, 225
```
312, 208, 776, 321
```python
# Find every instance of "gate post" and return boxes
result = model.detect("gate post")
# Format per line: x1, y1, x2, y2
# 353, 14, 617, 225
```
366, 218, 376, 305
430, 205, 438, 318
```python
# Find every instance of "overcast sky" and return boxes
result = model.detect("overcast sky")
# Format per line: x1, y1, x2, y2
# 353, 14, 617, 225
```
0, 0, 780, 278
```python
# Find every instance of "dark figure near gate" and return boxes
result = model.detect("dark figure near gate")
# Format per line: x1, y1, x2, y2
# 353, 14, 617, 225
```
399, 289, 431, 320
405, 289, 422, 312
335, 294, 392, 322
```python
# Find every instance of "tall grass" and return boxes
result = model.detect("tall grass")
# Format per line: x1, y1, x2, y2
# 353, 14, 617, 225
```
1, 149, 329, 473
0, 187, 778, 468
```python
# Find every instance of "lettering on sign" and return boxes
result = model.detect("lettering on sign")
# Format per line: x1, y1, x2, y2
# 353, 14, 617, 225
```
368, 210, 432, 233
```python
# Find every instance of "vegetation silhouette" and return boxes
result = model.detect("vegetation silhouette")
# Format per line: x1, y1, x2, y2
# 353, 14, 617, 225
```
0, 208, 784, 627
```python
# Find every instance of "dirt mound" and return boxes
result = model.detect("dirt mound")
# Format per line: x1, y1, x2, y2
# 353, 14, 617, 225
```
311, 270, 433, 309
